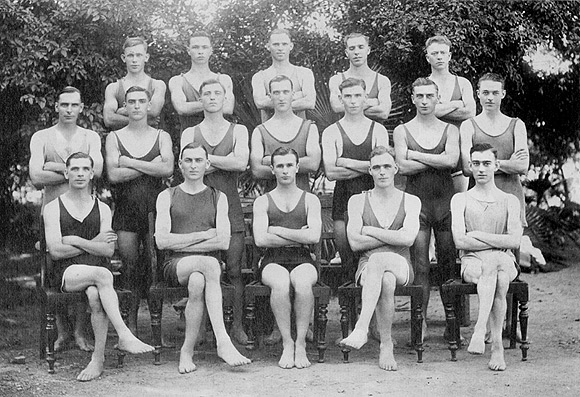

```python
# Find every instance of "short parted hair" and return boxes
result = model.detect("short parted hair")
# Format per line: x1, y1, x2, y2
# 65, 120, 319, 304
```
123, 36, 148, 51
343, 32, 369, 47
269, 28, 292, 41
425, 35, 452, 52
369, 145, 396, 161
411, 77, 439, 94
470, 143, 498, 159
271, 147, 299, 166
478, 72, 505, 90
268, 75, 293, 92
66, 152, 94, 168
58, 86, 82, 102
339, 77, 366, 93
199, 78, 226, 94
190, 30, 212, 46
125, 86, 151, 101
180, 142, 209, 160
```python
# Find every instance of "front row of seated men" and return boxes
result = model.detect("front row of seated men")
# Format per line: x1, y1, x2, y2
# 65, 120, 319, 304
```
44, 141, 520, 380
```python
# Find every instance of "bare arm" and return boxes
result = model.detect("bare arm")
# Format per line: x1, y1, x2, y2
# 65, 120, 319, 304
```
208, 125, 249, 172
105, 132, 143, 184
169, 75, 204, 117
296, 123, 321, 174
148, 79, 166, 120
221, 74, 235, 115
363, 194, 421, 247
435, 78, 476, 121
268, 194, 322, 245
460, 120, 475, 176
250, 127, 275, 180
290, 68, 316, 111
407, 124, 459, 169
117, 131, 174, 178
364, 74, 392, 121
103, 82, 130, 129
328, 74, 345, 114
87, 131, 104, 178
253, 196, 296, 248
498, 119, 529, 175
393, 125, 430, 175
321, 126, 362, 181
346, 195, 383, 252
44, 201, 83, 259
252, 71, 273, 110
468, 195, 522, 250
29, 132, 66, 188
451, 193, 493, 251
61, 202, 116, 258
337, 123, 389, 173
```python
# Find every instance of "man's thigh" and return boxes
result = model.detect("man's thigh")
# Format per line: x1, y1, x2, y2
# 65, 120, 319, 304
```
261, 263, 291, 289
290, 263, 318, 288
62, 264, 111, 293
175, 255, 221, 286
224, 231, 244, 278
367, 252, 413, 286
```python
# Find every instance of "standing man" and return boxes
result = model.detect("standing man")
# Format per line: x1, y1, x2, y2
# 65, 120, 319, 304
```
180, 79, 249, 344
105, 86, 174, 334
340, 146, 421, 371
250, 75, 320, 192
29, 86, 103, 352
44, 152, 153, 382
329, 33, 392, 121
393, 78, 459, 340
103, 37, 166, 129
252, 28, 316, 122
322, 77, 389, 276
169, 31, 235, 133
155, 143, 251, 373
451, 143, 522, 371
425, 35, 476, 193
253, 147, 322, 369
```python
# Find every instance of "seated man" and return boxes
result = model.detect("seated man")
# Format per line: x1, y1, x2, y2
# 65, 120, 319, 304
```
43, 152, 153, 382
450, 143, 522, 371
340, 146, 421, 371
155, 143, 250, 373
253, 147, 322, 369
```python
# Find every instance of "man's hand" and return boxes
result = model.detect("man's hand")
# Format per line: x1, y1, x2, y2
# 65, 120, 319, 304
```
261, 156, 272, 166
509, 149, 528, 161
93, 230, 118, 244
61, 235, 81, 246
118, 155, 133, 168
43, 162, 65, 173
336, 158, 350, 168
116, 107, 129, 116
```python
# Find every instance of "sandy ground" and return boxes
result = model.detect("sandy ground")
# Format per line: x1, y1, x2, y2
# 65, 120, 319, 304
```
2, 259, 580, 397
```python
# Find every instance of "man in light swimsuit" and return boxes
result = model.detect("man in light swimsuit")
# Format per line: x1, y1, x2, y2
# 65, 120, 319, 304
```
451, 143, 522, 371
105, 86, 174, 334
340, 146, 421, 371
104, 37, 166, 129
29, 86, 103, 352
180, 79, 249, 344
329, 33, 392, 121
393, 78, 460, 340
252, 28, 316, 122
44, 152, 153, 381
155, 143, 251, 373
169, 31, 235, 133
253, 147, 322, 369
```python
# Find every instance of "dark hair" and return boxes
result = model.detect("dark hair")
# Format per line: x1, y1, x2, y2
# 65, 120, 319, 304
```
425, 35, 452, 52
190, 30, 212, 46
470, 143, 498, 159
58, 86, 82, 102
123, 37, 148, 51
369, 145, 396, 161
478, 72, 505, 90
343, 32, 369, 47
269, 28, 292, 41
339, 77, 366, 93
199, 78, 226, 95
271, 147, 299, 166
66, 152, 94, 168
411, 77, 439, 94
268, 75, 293, 92
180, 142, 208, 160
125, 86, 151, 101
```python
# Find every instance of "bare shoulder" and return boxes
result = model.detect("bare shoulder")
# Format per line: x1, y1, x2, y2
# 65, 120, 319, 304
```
377, 72, 391, 86
31, 127, 52, 143
451, 191, 467, 207
328, 73, 341, 86
348, 192, 365, 209
457, 76, 473, 89
152, 78, 166, 89
322, 122, 339, 138
296, 65, 314, 77
253, 195, 268, 212
97, 199, 112, 215
305, 192, 321, 207
233, 123, 248, 135
404, 192, 421, 208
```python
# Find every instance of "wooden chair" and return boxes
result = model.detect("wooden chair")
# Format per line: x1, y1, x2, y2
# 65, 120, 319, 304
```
36, 220, 131, 374
146, 212, 235, 364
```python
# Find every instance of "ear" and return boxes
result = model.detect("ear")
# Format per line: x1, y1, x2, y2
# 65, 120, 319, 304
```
121, 53, 126, 62
79, 103, 85, 113
64, 168, 70, 180
270, 164, 275, 175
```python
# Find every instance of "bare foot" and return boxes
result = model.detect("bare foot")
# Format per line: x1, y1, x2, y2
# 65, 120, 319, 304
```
178, 351, 197, 374
278, 342, 295, 369
340, 329, 368, 350
467, 330, 486, 355
379, 340, 397, 371
488, 348, 506, 371
264, 328, 282, 346
74, 335, 94, 352
217, 340, 251, 366
305, 327, 314, 343
231, 325, 248, 345
117, 335, 154, 354
294, 342, 311, 369
54, 335, 69, 352
76, 358, 104, 382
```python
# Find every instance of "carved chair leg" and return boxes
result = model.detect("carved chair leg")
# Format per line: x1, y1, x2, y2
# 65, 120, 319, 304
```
509, 294, 518, 349
245, 300, 256, 351
411, 294, 424, 363
224, 305, 234, 336
316, 303, 328, 363
39, 299, 47, 360
339, 299, 351, 363
46, 310, 56, 373
117, 293, 130, 368
149, 296, 163, 365
442, 291, 458, 361
519, 299, 529, 361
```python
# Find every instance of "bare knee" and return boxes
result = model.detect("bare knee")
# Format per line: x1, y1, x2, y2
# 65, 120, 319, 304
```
85, 286, 102, 312
187, 272, 205, 300
262, 266, 291, 294
93, 267, 114, 288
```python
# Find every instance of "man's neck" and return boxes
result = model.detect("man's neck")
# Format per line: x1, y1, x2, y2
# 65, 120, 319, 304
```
180, 179, 206, 194
274, 182, 300, 195
348, 63, 372, 75
372, 184, 397, 199
429, 67, 452, 79
55, 122, 79, 136
482, 108, 504, 121
271, 109, 298, 122
188, 62, 212, 75
126, 118, 149, 133
342, 111, 368, 124
202, 111, 228, 127
271, 58, 292, 69
125, 70, 149, 81
413, 112, 439, 125
65, 186, 92, 201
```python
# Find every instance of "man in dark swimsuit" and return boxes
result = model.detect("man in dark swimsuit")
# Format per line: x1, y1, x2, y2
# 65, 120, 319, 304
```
44, 152, 153, 382
155, 143, 250, 373
252, 147, 322, 369
340, 146, 421, 371
104, 37, 166, 129
105, 86, 174, 334
180, 78, 249, 344
329, 33, 392, 121
393, 77, 460, 341
169, 31, 235, 133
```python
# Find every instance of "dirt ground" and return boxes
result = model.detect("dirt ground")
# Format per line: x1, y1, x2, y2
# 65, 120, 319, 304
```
2, 250, 580, 397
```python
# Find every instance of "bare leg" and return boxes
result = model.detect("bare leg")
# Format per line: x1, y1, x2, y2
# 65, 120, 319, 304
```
117, 231, 141, 335
226, 232, 248, 345
290, 264, 317, 369
488, 268, 512, 371
376, 272, 397, 371
466, 260, 497, 355
334, 220, 355, 281
73, 303, 94, 352
179, 272, 205, 374
54, 311, 70, 352
411, 228, 431, 342
77, 287, 107, 382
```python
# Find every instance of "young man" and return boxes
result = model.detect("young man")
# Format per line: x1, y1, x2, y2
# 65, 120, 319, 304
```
393, 78, 459, 340
169, 31, 235, 132
451, 143, 522, 371
322, 77, 389, 275
250, 75, 320, 192
460, 73, 529, 228
251, 29, 316, 122
29, 86, 103, 352
425, 35, 476, 192
104, 37, 166, 129
155, 143, 251, 373
329, 33, 392, 121
105, 86, 174, 334
180, 79, 249, 344
44, 152, 153, 382
252, 147, 322, 369
340, 146, 421, 371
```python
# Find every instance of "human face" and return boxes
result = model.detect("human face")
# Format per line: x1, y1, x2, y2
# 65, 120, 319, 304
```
189, 36, 212, 65
469, 150, 498, 185
369, 152, 397, 188
425, 43, 451, 70
477, 80, 505, 112
340, 85, 367, 115
200, 83, 225, 113
269, 80, 293, 112
180, 147, 209, 181
345, 36, 370, 67
124, 91, 150, 121
268, 33, 293, 62
65, 158, 94, 189
122, 44, 149, 73
412, 84, 439, 115
57, 92, 83, 124
271, 153, 299, 185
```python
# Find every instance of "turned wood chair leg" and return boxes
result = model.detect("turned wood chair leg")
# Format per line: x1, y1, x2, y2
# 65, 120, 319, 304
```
245, 301, 256, 351
316, 303, 328, 363
411, 294, 424, 363
149, 296, 163, 365
519, 298, 529, 361
46, 311, 56, 373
